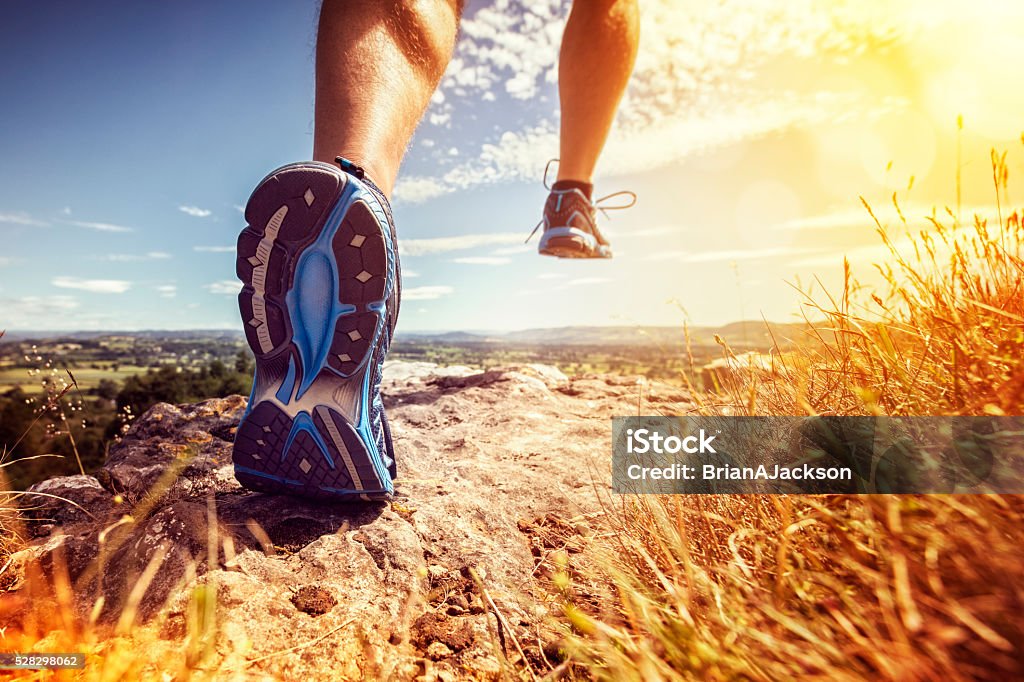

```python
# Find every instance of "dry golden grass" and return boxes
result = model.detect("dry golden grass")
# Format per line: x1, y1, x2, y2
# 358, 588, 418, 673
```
559, 149, 1024, 681
0, 489, 232, 681
561, 494, 1022, 681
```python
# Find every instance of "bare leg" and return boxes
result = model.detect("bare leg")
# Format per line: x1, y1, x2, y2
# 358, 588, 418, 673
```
556, 0, 639, 185
313, 0, 461, 197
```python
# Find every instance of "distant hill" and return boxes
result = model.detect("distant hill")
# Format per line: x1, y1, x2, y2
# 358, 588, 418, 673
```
0, 329, 245, 343
2, 323, 809, 349
396, 322, 808, 348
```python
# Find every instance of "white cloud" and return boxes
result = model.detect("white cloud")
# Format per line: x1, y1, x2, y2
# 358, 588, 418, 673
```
395, 122, 560, 203
233, 204, 245, 213
103, 251, 172, 262
399, 232, 523, 256
402, 269, 421, 278
517, 273, 611, 294
776, 208, 880, 232
61, 207, 72, 216
194, 245, 236, 253
429, 111, 452, 127
776, 203, 998, 232
157, 285, 177, 298
451, 256, 512, 265
403, 285, 454, 301
0, 212, 49, 227
179, 205, 212, 218
397, 0, 913, 204
627, 225, 678, 238
438, 1, 564, 104
393, 177, 449, 204
0, 295, 80, 324
491, 244, 531, 255
66, 219, 134, 233
52, 276, 132, 293
35, 295, 80, 310
0, 257, 11, 266
399, 92, 897, 204
647, 246, 819, 264
205, 280, 241, 295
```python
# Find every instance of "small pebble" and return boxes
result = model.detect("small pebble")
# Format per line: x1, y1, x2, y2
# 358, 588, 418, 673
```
426, 641, 453, 660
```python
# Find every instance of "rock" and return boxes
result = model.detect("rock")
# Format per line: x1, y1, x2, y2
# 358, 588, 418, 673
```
24, 474, 117, 534
410, 612, 473, 652
573, 521, 593, 537
425, 641, 453, 660
290, 585, 337, 616
102, 396, 246, 500
462, 653, 503, 679
416, 670, 458, 682
382, 361, 477, 384
519, 363, 569, 384
12, 361, 689, 678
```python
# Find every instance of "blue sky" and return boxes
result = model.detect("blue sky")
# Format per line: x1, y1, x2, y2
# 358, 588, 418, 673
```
2, 0, 1022, 332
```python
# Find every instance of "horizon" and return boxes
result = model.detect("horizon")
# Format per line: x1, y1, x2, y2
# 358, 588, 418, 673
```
0, 318, 793, 337
3, 0, 1024, 332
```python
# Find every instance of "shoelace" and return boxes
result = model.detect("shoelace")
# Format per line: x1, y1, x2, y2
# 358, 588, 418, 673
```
525, 159, 637, 244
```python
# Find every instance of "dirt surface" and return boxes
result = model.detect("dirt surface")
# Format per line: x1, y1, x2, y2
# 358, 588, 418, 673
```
291, 585, 338, 617
10, 361, 692, 680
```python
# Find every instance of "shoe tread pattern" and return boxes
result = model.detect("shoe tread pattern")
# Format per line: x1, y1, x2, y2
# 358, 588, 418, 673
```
232, 164, 392, 501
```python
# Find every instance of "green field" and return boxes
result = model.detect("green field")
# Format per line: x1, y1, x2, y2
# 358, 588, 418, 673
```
0, 364, 150, 394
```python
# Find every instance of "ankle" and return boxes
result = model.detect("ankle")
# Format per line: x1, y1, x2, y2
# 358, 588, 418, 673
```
312, 151, 395, 198
551, 179, 594, 200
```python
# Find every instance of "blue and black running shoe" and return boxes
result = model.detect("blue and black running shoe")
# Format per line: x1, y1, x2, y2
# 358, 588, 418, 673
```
232, 158, 400, 502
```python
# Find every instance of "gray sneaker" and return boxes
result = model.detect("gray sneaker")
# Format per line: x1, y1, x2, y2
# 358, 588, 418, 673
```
526, 163, 636, 259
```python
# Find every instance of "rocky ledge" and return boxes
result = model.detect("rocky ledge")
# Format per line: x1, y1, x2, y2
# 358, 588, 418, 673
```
9, 362, 692, 680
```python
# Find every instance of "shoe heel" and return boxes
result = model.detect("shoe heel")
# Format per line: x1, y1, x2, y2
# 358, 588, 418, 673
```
236, 164, 347, 359
234, 402, 390, 501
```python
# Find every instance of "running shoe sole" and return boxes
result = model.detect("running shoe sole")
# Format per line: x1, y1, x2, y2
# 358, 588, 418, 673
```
538, 227, 612, 259
232, 161, 396, 502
